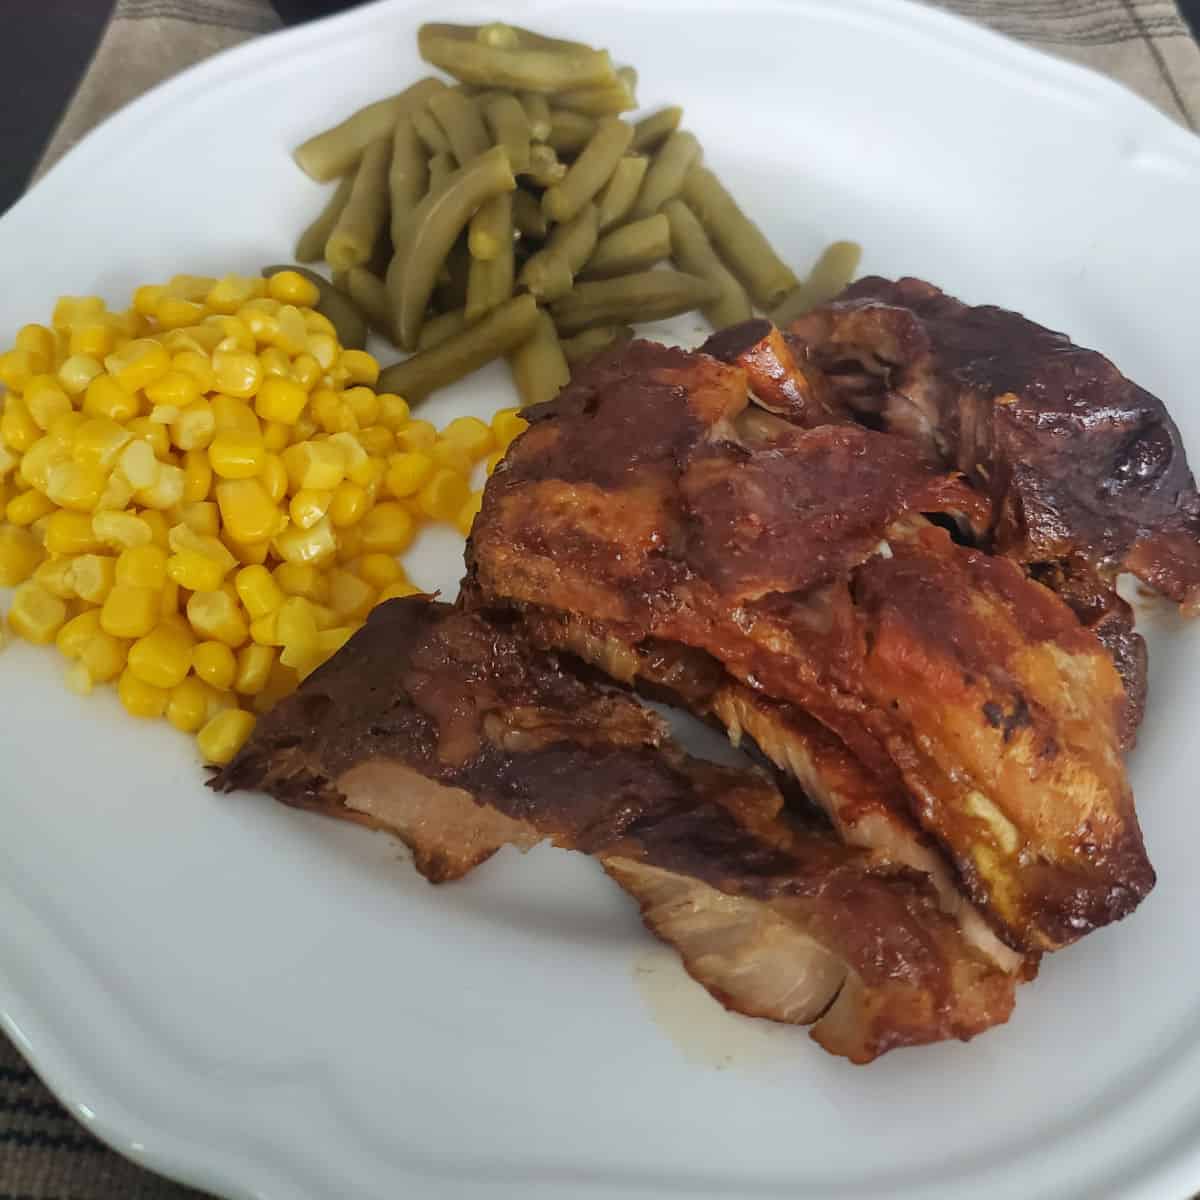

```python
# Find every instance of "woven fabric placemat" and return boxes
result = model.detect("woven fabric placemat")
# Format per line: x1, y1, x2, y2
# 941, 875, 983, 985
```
4, 1, 1199, 1197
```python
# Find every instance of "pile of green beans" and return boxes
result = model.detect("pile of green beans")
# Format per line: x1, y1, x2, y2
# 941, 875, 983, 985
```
287, 20, 862, 407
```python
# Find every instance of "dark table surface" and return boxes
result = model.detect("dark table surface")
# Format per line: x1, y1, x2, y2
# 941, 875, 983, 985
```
3, 0, 1199, 217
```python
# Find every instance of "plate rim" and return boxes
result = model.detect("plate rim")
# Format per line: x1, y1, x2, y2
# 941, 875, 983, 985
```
3, 2, 1200, 1197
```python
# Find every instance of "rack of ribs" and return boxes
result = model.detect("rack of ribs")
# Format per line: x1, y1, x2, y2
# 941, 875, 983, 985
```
465, 338, 1155, 955
211, 598, 1016, 1063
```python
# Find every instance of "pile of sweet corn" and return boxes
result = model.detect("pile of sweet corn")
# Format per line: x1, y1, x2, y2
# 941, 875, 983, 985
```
0, 271, 527, 764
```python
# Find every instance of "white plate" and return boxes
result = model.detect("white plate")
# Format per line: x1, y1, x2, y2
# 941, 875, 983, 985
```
3, 1, 1200, 1197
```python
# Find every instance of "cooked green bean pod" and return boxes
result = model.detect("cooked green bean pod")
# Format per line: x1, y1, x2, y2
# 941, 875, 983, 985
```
432, 237, 472, 313
294, 77, 445, 182
560, 324, 634, 364
518, 203, 598, 301
417, 308, 470, 351
556, 67, 638, 116
418, 24, 615, 93
542, 116, 633, 223
324, 138, 392, 270
522, 143, 568, 188
294, 174, 354, 262
581, 213, 670, 279
546, 109, 596, 154
412, 107, 451, 155
389, 116, 428, 247
260, 265, 366, 350
663, 199, 752, 329
426, 151, 455, 194
476, 22, 520, 49
631, 130, 700, 219
770, 240, 863, 325
596, 155, 648, 232
342, 267, 396, 341
483, 93, 531, 174
508, 310, 571, 406
389, 144, 516, 350
468, 192, 513, 261
630, 105, 682, 154
377, 293, 539, 403
513, 188, 548, 239
517, 91, 552, 141
680, 166, 799, 309
550, 269, 719, 334
428, 89, 491, 165
466, 215, 515, 322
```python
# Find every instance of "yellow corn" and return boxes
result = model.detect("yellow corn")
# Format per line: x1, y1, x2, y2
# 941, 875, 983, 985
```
127, 622, 194, 689
260, 453, 288, 503
145, 370, 201, 409
343, 386, 380, 428
140, 510, 170, 549
2, 397, 42, 453
171, 403, 217, 454
356, 553, 405, 590
255, 375, 308, 425
386, 451, 435, 499
205, 275, 261, 315
211, 394, 260, 435
127, 416, 171, 459
456, 490, 484, 537
135, 464, 186, 511
328, 479, 370, 527
442, 416, 494, 460
315, 625, 357, 660
167, 549, 224, 592
289, 488, 332, 530
7, 489, 56, 526
328, 568, 376, 622
180, 500, 220, 537
192, 640, 237, 689
393, 420, 437, 453
233, 564, 284, 619
186, 589, 248, 647
167, 676, 216, 732
83, 374, 140, 423
58, 354, 105, 396
105, 339, 170, 392
34, 556, 77, 599
273, 516, 337, 566
290, 354, 321, 392
24, 376, 73, 431
225, 535, 271, 566
429, 439, 473, 477
376, 393, 410, 431
335, 523, 365, 563
8, 581, 68, 643
160, 578, 180, 619
92, 510, 152, 550
170, 349, 217, 391
182, 447, 215, 502
81, 630, 127, 682
0, 349, 44, 390
214, 477, 280, 544
266, 269, 320, 307
101, 584, 160, 639
44, 510, 101, 556
234, 643, 275, 695
56, 609, 103, 659
272, 561, 327, 603
208, 430, 265, 480
72, 553, 117, 604
359, 502, 414, 554
73, 418, 132, 469
117, 667, 168, 719
196, 708, 256, 765
43, 461, 107, 511
16, 324, 57, 363
115, 543, 168, 589
282, 441, 345, 492
417, 469, 470, 524
357, 425, 394, 457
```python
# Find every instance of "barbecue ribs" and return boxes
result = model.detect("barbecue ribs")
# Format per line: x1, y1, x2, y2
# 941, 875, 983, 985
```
211, 598, 1017, 1063
466, 339, 1155, 954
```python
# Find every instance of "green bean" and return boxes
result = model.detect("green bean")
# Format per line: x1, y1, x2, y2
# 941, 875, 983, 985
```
428, 89, 491, 166
508, 310, 570, 407
518, 92, 552, 141
483, 93, 531, 174
560, 324, 634, 364
294, 78, 445, 182
663, 199, 752, 329
412, 107, 451, 156
468, 192, 513, 261
324, 138, 392, 270
547, 110, 596, 154
581, 214, 670, 280
556, 67, 638, 116
294, 174, 354, 262
432, 237, 472, 312
417, 308, 469, 351
542, 116, 633, 223
389, 116, 428, 247
770, 241, 864, 325
366, 227, 393, 280
465, 225, 515, 322
476, 22, 519, 49
343, 267, 396, 342
426, 151, 454, 193
519, 204, 599, 302
260, 265, 366, 350
418, 24, 615, 94
680, 166, 799, 309
630, 106, 682, 154
596, 155, 648, 232
632, 131, 701, 220
377, 293, 539, 403
389, 144, 516, 350
513, 188, 548, 239
550, 269, 719, 334
522, 143, 567, 188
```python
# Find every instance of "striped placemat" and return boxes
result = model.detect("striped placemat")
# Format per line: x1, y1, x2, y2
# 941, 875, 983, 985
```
5, 1, 1199, 1197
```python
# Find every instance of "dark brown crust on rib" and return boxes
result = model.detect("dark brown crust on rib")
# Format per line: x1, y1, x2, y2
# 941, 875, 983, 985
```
212, 598, 1016, 1062
786, 275, 1200, 610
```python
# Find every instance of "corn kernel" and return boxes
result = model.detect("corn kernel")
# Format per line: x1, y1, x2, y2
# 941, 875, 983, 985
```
302, 308, 336, 336
105, 339, 170, 392
335, 522, 365, 563
326, 480, 367, 528
0, 445, 19, 481
43, 461, 107, 512
165, 550, 220, 592
77, 629, 126, 682
169, 523, 237, 570
417, 469, 470, 524
175, 450, 212, 507
211, 348, 262, 399
127, 416, 170, 459
7, 489, 56, 526
336, 348, 379, 386
208, 430, 265, 480
282, 441, 345, 492
116, 543, 168, 589
90, 510, 151, 551
171, 349, 216, 391
16, 324, 58, 363
197, 708, 256, 764
204, 315, 254, 353
376, 580, 421, 604
72, 553, 117, 604
359, 502, 414, 554
211, 394, 260, 435
44, 510, 100, 556
353, 425, 390, 457
442, 416, 494, 460
187, 590, 248, 647
139, 510, 169, 549
57, 354, 105, 396
8, 581, 67, 643
258, 347, 291, 380
456, 490, 484, 536
385, 451, 435, 499
131, 285, 166, 316
291, 415, 319, 445
56, 609, 103, 659
156, 297, 207, 330
234, 642, 276, 695
160, 578, 180, 619
117, 439, 159, 490
72, 417, 131, 470
165, 676, 213, 732
24, 376, 73, 431
127, 621, 194, 689
316, 625, 358, 661
309, 389, 342, 434
289, 488, 332, 530
288, 353, 320, 391
191, 640, 235, 689
179, 500, 220, 537
249, 611, 280, 645
328, 568, 376, 621
100, 583, 160, 639
81, 374, 138, 423
326, 432, 373, 486
96, 471, 136, 512
166, 275, 218, 302
145, 369, 200, 409
273, 515, 337, 566
253, 375, 306, 425
306, 332, 337, 370
272, 561, 328, 604
271, 305, 309, 356
393, 420, 436, 453
260, 453, 287, 504
205, 275, 260, 314
1, 396, 41, 453
253, 661, 299, 713
261, 421, 290, 454
263, 269, 318, 307
430, 439, 473, 477
212, 477, 279, 544
376, 393, 410, 431
0, 349, 43, 390
68, 321, 115, 358
355, 553, 404, 590
51, 296, 105, 330
135, 464, 186, 511
33, 556, 76, 598
344, 386, 380, 428
275, 594, 318, 647
231, 565, 281, 619
117, 667, 167, 718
